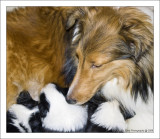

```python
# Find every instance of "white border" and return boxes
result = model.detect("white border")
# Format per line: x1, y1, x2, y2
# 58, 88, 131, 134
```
1, 1, 159, 138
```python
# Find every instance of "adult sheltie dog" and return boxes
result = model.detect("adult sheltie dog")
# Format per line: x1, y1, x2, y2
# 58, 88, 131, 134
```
65, 7, 153, 130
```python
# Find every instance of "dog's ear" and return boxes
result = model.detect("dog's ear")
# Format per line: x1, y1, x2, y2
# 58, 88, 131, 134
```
66, 7, 85, 30
119, 7, 153, 62
65, 7, 85, 45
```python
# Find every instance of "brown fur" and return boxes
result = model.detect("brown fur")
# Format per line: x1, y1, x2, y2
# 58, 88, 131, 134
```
7, 6, 153, 109
67, 7, 153, 104
7, 7, 84, 109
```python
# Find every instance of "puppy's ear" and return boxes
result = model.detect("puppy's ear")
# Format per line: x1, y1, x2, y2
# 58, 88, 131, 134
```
119, 7, 153, 62
17, 91, 38, 109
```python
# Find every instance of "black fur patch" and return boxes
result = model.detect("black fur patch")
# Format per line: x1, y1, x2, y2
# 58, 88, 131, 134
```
7, 111, 20, 132
63, 21, 79, 86
17, 90, 38, 109
29, 112, 43, 132
119, 103, 136, 120
38, 93, 50, 118
54, 83, 69, 97
132, 65, 150, 103
19, 123, 29, 132
62, 49, 77, 86
85, 124, 108, 133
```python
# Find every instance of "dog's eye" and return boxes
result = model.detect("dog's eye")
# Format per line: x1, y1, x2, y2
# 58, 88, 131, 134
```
91, 64, 102, 69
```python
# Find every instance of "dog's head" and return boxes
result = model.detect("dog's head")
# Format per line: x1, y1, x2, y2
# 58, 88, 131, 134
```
66, 7, 153, 104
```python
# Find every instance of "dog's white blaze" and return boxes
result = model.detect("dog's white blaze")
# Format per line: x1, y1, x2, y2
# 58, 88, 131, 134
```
8, 104, 39, 132
41, 84, 88, 132
91, 100, 126, 131
102, 78, 153, 130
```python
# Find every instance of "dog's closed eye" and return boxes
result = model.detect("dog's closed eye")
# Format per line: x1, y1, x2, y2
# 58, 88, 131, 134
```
91, 64, 102, 69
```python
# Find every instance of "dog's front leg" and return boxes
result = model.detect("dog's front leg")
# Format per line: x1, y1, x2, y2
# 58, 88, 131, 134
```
90, 99, 127, 132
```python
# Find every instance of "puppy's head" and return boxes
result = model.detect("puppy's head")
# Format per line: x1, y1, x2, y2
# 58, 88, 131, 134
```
66, 7, 153, 104
38, 83, 88, 132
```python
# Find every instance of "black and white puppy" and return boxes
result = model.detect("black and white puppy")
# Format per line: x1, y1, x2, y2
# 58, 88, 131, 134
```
7, 83, 135, 133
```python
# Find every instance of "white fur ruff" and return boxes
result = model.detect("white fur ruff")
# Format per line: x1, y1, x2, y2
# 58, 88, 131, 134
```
101, 78, 153, 131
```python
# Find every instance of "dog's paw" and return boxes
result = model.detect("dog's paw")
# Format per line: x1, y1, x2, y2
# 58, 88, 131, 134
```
17, 90, 38, 109
91, 100, 126, 132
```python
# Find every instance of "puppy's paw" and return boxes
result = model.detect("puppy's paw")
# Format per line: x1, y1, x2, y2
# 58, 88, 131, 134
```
91, 100, 126, 132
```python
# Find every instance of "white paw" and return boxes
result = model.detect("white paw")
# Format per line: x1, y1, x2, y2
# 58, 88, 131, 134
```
91, 100, 126, 132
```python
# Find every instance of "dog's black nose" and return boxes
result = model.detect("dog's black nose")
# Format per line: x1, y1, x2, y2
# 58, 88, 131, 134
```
66, 97, 77, 104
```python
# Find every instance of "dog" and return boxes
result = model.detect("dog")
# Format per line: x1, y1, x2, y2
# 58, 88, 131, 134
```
7, 6, 86, 109
65, 7, 153, 131
7, 83, 134, 132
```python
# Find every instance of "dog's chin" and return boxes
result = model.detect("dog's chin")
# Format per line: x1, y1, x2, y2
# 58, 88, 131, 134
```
76, 100, 89, 106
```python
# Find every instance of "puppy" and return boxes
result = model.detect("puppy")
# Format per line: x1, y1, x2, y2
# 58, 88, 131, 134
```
7, 84, 88, 133
7, 83, 135, 133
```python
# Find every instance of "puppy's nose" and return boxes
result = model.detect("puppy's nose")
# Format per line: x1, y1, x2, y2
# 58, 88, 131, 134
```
66, 97, 77, 104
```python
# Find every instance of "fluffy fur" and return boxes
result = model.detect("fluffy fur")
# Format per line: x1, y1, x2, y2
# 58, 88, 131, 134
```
7, 91, 42, 132
7, 104, 39, 132
7, 84, 88, 132
65, 7, 153, 130
7, 83, 133, 132
7, 6, 85, 109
